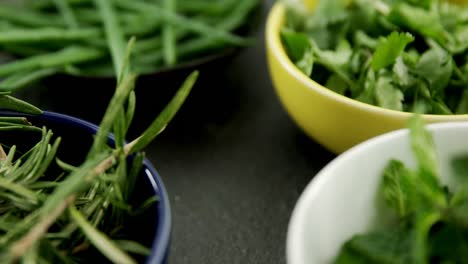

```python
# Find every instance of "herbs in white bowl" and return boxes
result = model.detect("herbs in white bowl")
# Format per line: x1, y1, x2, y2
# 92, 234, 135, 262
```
335, 116, 468, 263
282, 0, 468, 114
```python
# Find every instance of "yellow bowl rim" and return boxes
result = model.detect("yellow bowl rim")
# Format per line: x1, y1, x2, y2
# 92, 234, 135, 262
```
265, 1, 468, 121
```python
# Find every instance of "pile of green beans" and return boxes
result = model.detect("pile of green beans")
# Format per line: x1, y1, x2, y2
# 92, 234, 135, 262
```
0, 0, 258, 91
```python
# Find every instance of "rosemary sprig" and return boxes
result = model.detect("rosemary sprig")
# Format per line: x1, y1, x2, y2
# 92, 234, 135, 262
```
0, 36, 197, 264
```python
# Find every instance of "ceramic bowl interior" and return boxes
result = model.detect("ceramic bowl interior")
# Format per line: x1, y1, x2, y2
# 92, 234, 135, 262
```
287, 122, 468, 264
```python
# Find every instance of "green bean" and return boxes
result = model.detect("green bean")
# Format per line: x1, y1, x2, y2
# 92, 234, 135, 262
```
0, 21, 18, 31
133, 36, 163, 54
114, 0, 251, 46
94, 0, 126, 77
71, 62, 161, 77
176, 0, 238, 15
0, 46, 104, 77
137, 36, 226, 66
137, 0, 257, 65
0, 5, 64, 27
33, 0, 93, 9
0, 0, 256, 89
0, 68, 59, 92
53, 0, 79, 28
0, 28, 101, 44
0, 44, 51, 57
73, 7, 163, 36
162, 0, 177, 66
132, 15, 221, 54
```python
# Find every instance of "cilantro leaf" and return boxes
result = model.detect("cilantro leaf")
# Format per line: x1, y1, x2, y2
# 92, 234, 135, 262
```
325, 74, 348, 95
280, 29, 310, 62
388, 2, 448, 44
296, 48, 314, 76
456, 89, 468, 114
393, 56, 413, 87
280, 29, 314, 76
319, 39, 352, 68
282, 0, 468, 114
371, 32, 414, 71
414, 43, 453, 98
375, 76, 404, 111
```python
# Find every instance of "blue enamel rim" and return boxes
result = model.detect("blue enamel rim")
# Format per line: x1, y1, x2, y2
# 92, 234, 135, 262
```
1, 111, 171, 264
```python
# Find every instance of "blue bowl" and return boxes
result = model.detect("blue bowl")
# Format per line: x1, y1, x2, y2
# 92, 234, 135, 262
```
0, 110, 171, 264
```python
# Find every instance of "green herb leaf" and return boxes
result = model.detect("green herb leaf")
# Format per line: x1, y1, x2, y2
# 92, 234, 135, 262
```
129, 70, 198, 154
414, 44, 453, 97
388, 2, 447, 44
0, 95, 42, 114
334, 228, 416, 264
371, 32, 414, 71
69, 205, 137, 264
381, 159, 414, 218
375, 76, 404, 111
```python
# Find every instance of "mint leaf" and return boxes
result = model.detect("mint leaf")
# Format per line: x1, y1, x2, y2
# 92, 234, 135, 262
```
429, 224, 468, 262
412, 211, 441, 263
371, 32, 414, 71
408, 115, 438, 180
334, 229, 416, 264
408, 116, 447, 208
382, 160, 414, 218
451, 154, 468, 185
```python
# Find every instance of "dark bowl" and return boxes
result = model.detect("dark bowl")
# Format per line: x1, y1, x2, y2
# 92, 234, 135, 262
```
0, 110, 171, 264
14, 2, 263, 137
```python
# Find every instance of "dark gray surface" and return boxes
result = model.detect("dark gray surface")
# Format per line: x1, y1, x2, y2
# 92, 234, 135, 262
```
12, 0, 336, 263
145, 1, 335, 263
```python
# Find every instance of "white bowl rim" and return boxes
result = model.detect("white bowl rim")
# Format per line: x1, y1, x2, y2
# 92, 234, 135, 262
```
286, 121, 468, 264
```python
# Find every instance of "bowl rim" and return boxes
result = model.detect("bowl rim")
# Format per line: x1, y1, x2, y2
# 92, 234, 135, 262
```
286, 121, 468, 264
0, 110, 171, 264
266, 1, 468, 121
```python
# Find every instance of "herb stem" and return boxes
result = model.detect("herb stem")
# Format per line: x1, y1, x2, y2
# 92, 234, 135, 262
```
9, 194, 76, 259
0, 145, 6, 161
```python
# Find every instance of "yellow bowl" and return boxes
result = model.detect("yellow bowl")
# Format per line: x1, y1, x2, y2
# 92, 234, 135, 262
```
265, 0, 468, 154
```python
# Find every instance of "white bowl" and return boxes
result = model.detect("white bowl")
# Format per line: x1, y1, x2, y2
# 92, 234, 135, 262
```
287, 122, 468, 264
